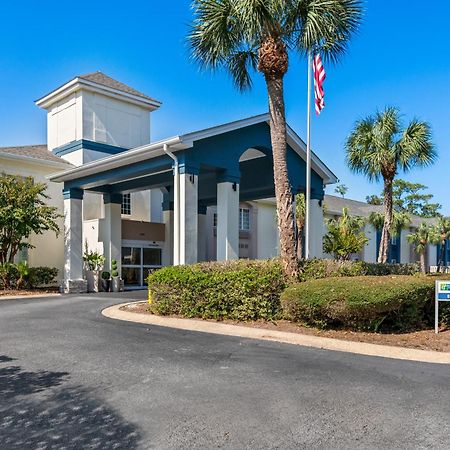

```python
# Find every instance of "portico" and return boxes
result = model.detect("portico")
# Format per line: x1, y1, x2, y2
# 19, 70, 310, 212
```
50, 114, 336, 292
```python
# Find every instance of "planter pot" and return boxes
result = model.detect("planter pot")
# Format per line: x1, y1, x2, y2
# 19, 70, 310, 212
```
101, 278, 111, 292
86, 270, 101, 293
111, 277, 121, 292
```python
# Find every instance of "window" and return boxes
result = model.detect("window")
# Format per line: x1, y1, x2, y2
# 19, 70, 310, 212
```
121, 193, 131, 215
239, 208, 250, 231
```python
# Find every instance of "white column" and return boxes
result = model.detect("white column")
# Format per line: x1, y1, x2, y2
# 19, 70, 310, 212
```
63, 189, 86, 293
103, 194, 122, 274
309, 199, 323, 258
217, 181, 239, 261
149, 189, 163, 223
198, 209, 207, 262
179, 173, 198, 264
400, 229, 410, 263
363, 224, 378, 263
162, 209, 173, 266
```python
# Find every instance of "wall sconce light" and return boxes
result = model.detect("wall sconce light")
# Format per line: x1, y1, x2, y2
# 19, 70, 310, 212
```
189, 174, 195, 184
232, 182, 237, 191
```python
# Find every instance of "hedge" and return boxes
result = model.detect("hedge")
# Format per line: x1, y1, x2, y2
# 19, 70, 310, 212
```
298, 259, 419, 282
281, 275, 437, 332
147, 259, 285, 320
0, 263, 58, 290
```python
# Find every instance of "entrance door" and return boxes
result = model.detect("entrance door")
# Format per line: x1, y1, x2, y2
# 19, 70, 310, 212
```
121, 245, 162, 288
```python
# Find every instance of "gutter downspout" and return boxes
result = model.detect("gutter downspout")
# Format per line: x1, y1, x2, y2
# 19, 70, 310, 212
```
164, 144, 180, 265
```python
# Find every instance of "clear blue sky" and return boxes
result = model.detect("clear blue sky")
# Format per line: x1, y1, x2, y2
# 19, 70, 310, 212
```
1, 1, 449, 213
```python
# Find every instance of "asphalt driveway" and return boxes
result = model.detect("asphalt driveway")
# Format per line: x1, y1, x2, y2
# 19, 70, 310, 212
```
0, 292, 449, 449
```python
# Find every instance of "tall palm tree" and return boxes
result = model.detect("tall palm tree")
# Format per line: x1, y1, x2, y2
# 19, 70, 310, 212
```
407, 223, 439, 274
188, 0, 362, 277
346, 107, 436, 263
434, 216, 450, 269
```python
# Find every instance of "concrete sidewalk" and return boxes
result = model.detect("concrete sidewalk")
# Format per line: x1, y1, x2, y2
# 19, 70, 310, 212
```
102, 302, 450, 365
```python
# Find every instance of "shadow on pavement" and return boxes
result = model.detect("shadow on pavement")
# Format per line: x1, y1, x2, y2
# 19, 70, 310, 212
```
0, 355, 141, 449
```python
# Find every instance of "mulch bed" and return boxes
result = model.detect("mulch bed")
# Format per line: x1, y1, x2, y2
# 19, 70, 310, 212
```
122, 302, 450, 353
0, 287, 60, 297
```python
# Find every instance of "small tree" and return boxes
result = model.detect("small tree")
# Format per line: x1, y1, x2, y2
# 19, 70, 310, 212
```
294, 193, 305, 260
407, 223, 439, 273
0, 175, 61, 263
334, 184, 348, 198
323, 208, 368, 260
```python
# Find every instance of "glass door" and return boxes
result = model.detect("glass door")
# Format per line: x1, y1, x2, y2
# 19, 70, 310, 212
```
121, 245, 162, 287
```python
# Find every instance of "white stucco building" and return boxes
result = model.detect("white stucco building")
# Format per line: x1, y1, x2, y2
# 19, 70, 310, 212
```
0, 72, 438, 292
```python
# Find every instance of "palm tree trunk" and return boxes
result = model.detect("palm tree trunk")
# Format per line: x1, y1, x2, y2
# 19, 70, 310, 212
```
420, 252, 426, 274
265, 76, 298, 278
378, 178, 393, 263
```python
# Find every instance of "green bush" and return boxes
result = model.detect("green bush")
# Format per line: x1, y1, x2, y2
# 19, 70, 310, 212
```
0, 263, 58, 289
281, 275, 437, 332
298, 259, 419, 282
28, 267, 58, 287
147, 259, 285, 321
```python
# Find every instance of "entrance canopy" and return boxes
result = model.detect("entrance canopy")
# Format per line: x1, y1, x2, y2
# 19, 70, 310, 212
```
50, 113, 337, 293
50, 113, 336, 205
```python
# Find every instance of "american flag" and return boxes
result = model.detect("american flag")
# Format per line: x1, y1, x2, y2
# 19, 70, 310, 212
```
313, 54, 326, 115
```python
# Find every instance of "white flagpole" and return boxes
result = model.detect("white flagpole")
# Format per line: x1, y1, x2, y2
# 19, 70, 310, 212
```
305, 52, 312, 260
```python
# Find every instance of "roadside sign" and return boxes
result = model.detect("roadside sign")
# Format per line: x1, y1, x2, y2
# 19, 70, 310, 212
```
435, 281, 450, 333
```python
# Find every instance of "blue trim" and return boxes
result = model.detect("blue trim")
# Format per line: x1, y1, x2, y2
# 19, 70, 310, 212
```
103, 193, 123, 205
217, 171, 241, 184
178, 163, 200, 176
63, 187, 84, 200
53, 139, 128, 157
438, 293, 450, 301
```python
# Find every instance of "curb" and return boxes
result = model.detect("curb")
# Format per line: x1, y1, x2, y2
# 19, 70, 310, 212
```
102, 302, 450, 365
0, 293, 61, 301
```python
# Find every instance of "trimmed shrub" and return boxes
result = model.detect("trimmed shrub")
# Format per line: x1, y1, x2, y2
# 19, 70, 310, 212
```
28, 267, 58, 287
281, 276, 437, 332
0, 264, 58, 290
147, 259, 285, 321
298, 259, 419, 282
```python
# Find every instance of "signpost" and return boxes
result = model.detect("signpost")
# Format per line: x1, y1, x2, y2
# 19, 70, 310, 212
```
435, 280, 450, 333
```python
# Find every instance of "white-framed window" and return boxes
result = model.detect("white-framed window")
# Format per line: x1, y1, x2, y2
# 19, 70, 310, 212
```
121, 193, 131, 215
239, 208, 250, 231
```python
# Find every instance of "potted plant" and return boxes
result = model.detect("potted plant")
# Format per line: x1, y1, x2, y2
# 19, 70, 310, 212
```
83, 249, 105, 293
101, 271, 111, 292
111, 259, 121, 292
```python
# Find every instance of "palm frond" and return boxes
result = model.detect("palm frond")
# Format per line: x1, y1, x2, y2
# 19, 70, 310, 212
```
227, 49, 258, 90
397, 119, 436, 172
292, 0, 363, 61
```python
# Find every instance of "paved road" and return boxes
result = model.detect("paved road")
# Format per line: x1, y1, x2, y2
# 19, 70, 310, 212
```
0, 293, 449, 449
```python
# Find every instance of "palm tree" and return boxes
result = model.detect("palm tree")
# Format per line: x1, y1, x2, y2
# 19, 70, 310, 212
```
434, 216, 450, 269
369, 210, 411, 237
407, 223, 439, 273
334, 184, 348, 198
189, 0, 362, 277
346, 107, 436, 263
323, 207, 368, 260
295, 193, 305, 259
